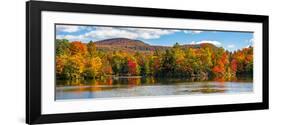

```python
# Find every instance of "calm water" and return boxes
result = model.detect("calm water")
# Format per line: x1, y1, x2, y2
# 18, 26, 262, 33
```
55, 76, 253, 100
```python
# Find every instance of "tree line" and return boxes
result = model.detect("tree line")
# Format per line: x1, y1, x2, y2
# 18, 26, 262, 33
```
56, 39, 253, 80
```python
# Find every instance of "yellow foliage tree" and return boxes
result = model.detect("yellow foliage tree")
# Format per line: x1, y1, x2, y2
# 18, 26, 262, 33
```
63, 55, 85, 79
83, 57, 102, 78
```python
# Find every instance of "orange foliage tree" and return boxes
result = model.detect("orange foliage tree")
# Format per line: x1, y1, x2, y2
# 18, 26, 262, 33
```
70, 41, 87, 56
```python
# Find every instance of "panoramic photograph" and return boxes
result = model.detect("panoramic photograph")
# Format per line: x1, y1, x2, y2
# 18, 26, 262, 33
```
55, 24, 254, 100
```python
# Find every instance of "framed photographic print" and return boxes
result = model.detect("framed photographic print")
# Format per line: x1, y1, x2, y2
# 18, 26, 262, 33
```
26, 1, 269, 124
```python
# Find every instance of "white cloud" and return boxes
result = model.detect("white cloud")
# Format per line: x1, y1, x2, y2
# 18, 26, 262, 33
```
56, 25, 83, 33
56, 26, 179, 41
193, 30, 203, 34
57, 35, 82, 40
227, 44, 235, 48
244, 38, 254, 48
56, 34, 88, 41
189, 41, 196, 44
183, 30, 203, 34
245, 38, 254, 43
196, 40, 222, 46
249, 38, 254, 43
83, 27, 179, 40
185, 40, 222, 46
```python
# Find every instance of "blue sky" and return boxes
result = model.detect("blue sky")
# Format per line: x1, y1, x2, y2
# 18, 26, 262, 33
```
56, 24, 253, 51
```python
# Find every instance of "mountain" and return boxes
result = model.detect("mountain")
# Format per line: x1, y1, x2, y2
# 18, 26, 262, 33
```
93, 38, 218, 52
182, 43, 217, 49
94, 38, 168, 51
95, 38, 150, 46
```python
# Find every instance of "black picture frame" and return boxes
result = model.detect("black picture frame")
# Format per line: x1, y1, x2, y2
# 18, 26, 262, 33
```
26, 1, 269, 124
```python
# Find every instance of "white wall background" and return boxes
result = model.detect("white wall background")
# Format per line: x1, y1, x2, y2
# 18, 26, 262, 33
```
0, 0, 279, 124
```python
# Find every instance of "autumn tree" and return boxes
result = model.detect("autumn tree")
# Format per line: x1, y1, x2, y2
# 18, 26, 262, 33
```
200, 47, 213, 72
127, 58, 140, 75
171, 43, 186, 76
230, 59, 238, 74
134, 52, 150, 76
62, 55, 85, 79
87, 41, 97, 57
184, 48, 202, 76
83, 57, 102, 78
69, 41, 87, 56
150, 54, 161, 76
56, 55, 67, 78
111, 52, 124, 75
101, 58, 113, 75
56, 39, 70, 56
160, 49, 176, 76
212, 52, 229, 77
232, 47, 253, 75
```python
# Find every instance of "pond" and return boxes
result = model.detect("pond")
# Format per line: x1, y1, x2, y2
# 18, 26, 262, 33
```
55, 76, 253, 100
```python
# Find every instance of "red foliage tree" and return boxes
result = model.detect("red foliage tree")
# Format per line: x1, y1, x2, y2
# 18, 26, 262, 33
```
212, 52, 228, 76
231, 59, 238, 73
69, 41, 87, 56
127, 59, 139, 75
212, 65, 224, 74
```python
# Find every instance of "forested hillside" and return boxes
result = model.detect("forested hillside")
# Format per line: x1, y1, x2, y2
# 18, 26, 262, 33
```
55, 38, 253, 80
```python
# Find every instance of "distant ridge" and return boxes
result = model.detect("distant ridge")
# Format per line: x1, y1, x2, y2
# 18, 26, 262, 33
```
82, 38, 219, 52
95, 38, 150, 46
